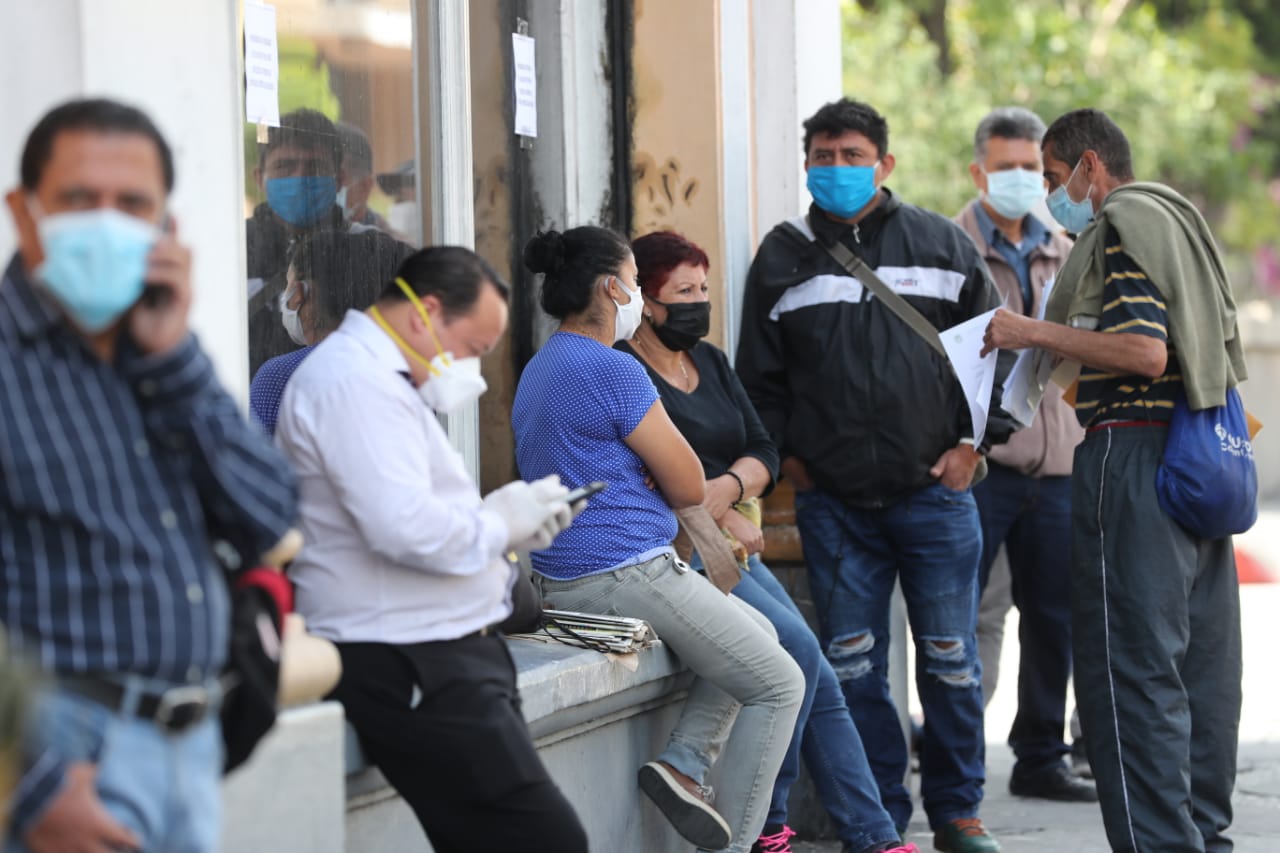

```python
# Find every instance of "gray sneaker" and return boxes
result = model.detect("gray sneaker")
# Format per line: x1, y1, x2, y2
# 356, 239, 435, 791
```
638, 761, 732, 849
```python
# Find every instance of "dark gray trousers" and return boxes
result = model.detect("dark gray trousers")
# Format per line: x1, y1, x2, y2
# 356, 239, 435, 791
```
1072, 425, 1241, 852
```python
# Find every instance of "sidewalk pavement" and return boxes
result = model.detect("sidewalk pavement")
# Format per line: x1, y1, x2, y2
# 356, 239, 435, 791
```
797, 507, 1280, 853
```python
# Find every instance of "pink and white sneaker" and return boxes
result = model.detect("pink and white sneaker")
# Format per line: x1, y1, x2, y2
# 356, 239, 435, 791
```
751, 824, 797, 853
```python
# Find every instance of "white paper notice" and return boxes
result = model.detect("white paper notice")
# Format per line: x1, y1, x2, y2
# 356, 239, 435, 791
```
245, 2, 280, 127
942, 308, 999, 447
512, 33, 537, 137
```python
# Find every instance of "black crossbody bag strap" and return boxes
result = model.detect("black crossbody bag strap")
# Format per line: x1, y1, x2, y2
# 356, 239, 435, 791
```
779, 219, 948, 360
778, 219, 990, 480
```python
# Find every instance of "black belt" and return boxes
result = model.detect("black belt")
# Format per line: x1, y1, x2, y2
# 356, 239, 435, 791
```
59, 675, 217, 734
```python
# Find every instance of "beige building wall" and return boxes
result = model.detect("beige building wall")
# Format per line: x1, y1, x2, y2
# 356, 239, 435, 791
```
631, 0, 730, 349
469, 0, 520, 493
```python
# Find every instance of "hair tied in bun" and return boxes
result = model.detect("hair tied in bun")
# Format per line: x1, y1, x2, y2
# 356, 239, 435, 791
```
523, 230, 567, 275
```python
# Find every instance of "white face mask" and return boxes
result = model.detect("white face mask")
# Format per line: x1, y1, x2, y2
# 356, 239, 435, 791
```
281, 305, 307, 346
611, 276, 644, 343
418, 352, 488, 414
388, 201, 421, 245
278, 284, 309, 346
369, 277, 490, 415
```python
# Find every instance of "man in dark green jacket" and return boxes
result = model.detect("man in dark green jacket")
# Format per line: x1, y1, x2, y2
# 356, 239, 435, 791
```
982, 108, 1245, 853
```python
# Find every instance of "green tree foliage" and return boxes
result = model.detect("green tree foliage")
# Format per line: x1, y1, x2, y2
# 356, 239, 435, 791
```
842, 0, 1280, 256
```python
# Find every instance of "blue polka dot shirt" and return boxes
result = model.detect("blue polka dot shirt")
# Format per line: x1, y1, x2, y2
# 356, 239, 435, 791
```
250, 345, 315, 435
513, 332, 678, 579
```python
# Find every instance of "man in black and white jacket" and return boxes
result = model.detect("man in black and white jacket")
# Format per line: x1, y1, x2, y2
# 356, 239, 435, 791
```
737, 98, 1016, 853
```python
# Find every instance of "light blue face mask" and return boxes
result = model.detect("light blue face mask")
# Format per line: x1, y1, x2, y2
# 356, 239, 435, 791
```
1046, 160, 1095, 233
266, 175, 337, 227
34, 207, 158, 333
983, 168, 1046, 220
806, 164, 878, 220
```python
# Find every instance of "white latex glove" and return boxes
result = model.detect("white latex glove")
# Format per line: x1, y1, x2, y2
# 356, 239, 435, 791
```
528, 476, 574, 548
483, 475, 573, 552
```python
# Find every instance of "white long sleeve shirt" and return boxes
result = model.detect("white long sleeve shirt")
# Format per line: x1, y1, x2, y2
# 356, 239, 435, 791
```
275, 310, 515, 643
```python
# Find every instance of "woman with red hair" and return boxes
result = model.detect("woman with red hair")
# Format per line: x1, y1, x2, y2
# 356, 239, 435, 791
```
622, 231, 914, 853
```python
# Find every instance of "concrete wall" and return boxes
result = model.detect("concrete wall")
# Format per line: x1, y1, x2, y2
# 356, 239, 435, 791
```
1238, 303, 1280, 500
221, 703, 347, 853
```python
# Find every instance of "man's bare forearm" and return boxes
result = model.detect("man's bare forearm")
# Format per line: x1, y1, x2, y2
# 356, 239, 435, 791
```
1030, 321, 1167, 379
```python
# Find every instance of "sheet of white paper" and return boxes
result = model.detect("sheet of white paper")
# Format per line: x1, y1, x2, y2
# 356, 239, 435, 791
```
244, 2, 280, 127
1003, 348, 1048, 428
1036, 275, 1055, 321
941, 308, 999, 448
512, 34, 537, 137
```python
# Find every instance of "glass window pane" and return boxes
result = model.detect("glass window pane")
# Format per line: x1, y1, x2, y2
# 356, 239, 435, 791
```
243, 0, 420, 398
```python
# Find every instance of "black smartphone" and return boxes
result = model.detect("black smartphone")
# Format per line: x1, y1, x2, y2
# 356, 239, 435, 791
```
139, 214, 175, 309
140, 284, 173, 310
564, 481, 608, 505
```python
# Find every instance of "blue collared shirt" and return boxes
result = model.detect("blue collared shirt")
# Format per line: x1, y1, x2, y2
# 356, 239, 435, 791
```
973, 202, 1049, 313
1, 254, 298, 829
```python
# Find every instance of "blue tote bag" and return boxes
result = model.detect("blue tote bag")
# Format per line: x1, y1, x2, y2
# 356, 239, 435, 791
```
1156, 387, 1258, 540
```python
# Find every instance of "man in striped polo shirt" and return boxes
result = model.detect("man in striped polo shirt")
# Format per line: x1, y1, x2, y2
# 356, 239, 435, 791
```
2, 99, 298, 852
981, 108, 1245, 852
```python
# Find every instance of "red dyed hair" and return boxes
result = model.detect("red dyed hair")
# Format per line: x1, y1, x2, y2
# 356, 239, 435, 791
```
632, 231, 710, 299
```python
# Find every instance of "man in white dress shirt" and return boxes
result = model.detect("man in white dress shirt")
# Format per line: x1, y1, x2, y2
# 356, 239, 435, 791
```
276, 246, 588, 852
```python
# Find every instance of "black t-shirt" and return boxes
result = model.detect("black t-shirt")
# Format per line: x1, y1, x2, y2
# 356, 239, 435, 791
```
616, 341, 780, 490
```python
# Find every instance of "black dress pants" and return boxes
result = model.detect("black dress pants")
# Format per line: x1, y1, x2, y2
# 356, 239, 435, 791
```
332, 634, 589, 853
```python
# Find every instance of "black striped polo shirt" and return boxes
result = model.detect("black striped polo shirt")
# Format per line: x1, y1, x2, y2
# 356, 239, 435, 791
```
1074, 226, 1183, 427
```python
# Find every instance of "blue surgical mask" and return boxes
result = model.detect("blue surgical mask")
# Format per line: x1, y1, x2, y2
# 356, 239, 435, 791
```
266, 175, 337, 228
1046, 161, 1095, 233
806, 164, 879, 219
34, 206, 158, 333
983, 168, 1046, 220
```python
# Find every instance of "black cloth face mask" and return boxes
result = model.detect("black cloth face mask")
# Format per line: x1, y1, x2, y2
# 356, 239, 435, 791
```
651, 300, 711, 351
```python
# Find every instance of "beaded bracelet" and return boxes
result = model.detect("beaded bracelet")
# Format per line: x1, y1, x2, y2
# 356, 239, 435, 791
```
726, 470, 746, 505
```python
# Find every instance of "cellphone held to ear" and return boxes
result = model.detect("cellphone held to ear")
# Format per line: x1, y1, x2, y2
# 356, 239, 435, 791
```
564, 481, 608, 505
140, 283, 172, 309
139, 214, 176, 309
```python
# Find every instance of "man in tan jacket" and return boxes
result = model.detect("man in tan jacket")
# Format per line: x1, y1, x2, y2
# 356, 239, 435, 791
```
955, 107, 1093, 802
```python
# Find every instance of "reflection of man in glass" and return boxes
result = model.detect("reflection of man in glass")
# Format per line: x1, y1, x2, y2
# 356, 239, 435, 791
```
335, 122, 393, 233
246, 108, 362, 374
376, 159, 421, 246
250, 228, 412, 435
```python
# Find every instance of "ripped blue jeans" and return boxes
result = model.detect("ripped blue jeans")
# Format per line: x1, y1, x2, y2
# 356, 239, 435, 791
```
795, 484, 986, 832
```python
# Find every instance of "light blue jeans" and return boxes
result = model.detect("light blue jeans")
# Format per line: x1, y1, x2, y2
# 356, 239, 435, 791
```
6, 682, 222, 853
536, 552, 804, 853
690, 552, 900, 852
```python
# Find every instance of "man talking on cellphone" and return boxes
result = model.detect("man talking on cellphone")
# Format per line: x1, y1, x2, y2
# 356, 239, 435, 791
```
1, 98, 298, 852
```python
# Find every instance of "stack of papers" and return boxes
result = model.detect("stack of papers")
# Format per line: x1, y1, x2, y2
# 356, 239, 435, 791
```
1000, 276, 1059, 428
512, 610, 659, 655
